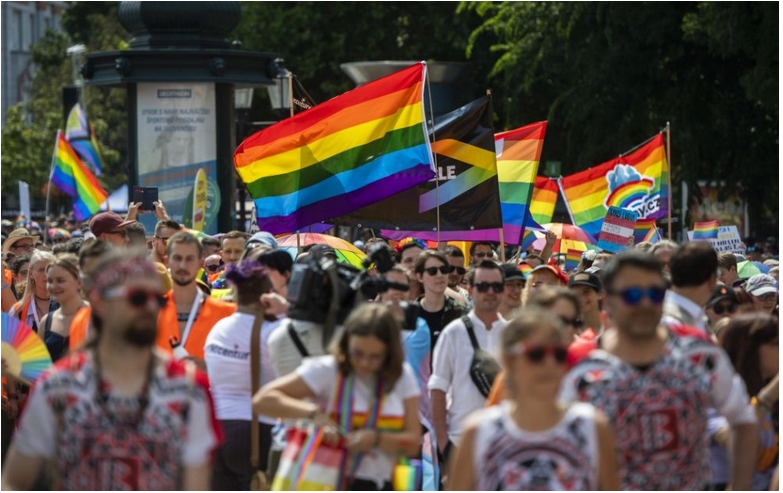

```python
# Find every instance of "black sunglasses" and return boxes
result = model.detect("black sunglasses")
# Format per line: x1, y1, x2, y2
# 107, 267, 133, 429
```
453, 266, 467, 276
473, 281, 504, 293
423, 265, 452, 276
205, 263, 224, 272
609, 286, 666, 306
510, 343, 569, 364
474, 252, 490, 259
559, 315, 583, 329
128, 289, 168, 309
711, 303, 738, 315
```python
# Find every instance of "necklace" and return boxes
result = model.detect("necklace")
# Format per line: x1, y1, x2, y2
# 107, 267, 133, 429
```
93, 349, 156, 430
34, 294, 49, 301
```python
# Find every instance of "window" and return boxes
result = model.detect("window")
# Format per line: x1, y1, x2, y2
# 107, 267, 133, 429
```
12, 10, 23, 50
29, 14, 35, 47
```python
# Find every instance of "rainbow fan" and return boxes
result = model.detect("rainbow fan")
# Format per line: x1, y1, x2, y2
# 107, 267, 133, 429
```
1, 312, 52, 385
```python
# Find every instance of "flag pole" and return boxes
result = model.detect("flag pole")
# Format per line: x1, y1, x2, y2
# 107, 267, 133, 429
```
557, 177, 577, 225
45, 131, 61, 240
287, 72, 304, 255
424, 65, 441, 246
665, 122, 673, 239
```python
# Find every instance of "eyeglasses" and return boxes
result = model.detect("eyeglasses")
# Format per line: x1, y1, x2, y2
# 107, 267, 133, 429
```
710, 302, 738, 315
472, 281, 504, 293
754, 293, 778, 302
508, 343, 569, 364
205, 263, 224, 272
505, 281, 525, 290
609, 286, 667, 306
452, 266, 467, 276
423, 265, 452, 276
559, 315, 582, 329
104, 287, 167, 309
11, 243, 34, 252
155, 235, 169, 245
474, 252, 490, 259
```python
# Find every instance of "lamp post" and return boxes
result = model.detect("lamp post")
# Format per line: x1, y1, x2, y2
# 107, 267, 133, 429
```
266, 57, 291, 120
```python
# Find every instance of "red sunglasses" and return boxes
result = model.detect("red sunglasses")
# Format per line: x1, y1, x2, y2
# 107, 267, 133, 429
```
508, 343, 569, 364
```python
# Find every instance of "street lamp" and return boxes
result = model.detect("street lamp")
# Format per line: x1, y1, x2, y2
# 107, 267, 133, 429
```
266, 57, 290, 118
234, 87, 254, 110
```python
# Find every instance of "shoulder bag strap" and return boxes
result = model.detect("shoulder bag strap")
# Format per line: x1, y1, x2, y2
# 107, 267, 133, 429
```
250, 308, 265, 474
287, 321, 310, 357
462, 315, 480, 350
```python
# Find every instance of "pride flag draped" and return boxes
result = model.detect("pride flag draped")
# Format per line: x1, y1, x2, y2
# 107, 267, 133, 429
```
531, 176, 558, 225
65, 103, 104, 176
559, 133, 669, 238
234, 63, 434, 234
50, 130, 108, 220
693, 220, 719, 239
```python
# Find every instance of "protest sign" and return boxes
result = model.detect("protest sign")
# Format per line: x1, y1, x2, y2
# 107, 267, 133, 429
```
687, 225, 743, 254
598, 207, 638, 253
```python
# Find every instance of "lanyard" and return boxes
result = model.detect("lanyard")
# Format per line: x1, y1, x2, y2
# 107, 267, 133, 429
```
179, 291, 204, 348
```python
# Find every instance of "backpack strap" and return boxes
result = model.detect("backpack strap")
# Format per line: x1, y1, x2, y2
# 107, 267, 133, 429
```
287, 321, 310, 357
462, 315, 480, 350
250, 308, 264, 476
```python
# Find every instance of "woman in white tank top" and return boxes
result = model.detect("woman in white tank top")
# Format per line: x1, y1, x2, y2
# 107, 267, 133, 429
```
447, 309, 619, 491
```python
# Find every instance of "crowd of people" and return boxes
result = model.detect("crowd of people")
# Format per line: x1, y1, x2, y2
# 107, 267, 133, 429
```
0, 203, 778, 491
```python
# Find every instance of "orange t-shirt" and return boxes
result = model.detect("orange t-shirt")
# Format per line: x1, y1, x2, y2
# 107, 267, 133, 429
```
69, 306, 92, 352
156, 292, 235, 360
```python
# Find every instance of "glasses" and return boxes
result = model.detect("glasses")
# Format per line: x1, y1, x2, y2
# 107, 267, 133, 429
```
155, 235, 169, 245
473, 281, 504, 293
711, 303, 738, 315
423, 265, 452, 276
452, 266, 467, 276
205, 263, 224, 272
754, 293, 778, 302
104, 287, 167, 309
609, 286, 666, 306
508, 343, 569, 364
474, 252, 490, 259
559, 315, 582, 329
11, 243, 34, 252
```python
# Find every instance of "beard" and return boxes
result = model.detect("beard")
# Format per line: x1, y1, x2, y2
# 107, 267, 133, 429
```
123, 315, 159, 347
172, 272, 196, 287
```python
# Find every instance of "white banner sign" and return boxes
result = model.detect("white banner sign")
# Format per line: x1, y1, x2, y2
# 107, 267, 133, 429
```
687, 225, 744, 254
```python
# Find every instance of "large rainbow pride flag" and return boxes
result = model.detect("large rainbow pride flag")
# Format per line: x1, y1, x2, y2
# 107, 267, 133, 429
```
50, 130, 108, 220
559, 133, 669, 238
234, 63, 434, 234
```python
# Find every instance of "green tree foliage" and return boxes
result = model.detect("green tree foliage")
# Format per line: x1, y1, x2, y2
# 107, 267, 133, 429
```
462, 1, 778, 233
1, 1, 129, 209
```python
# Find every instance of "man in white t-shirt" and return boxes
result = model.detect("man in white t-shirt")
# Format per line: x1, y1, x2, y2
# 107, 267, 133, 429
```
429, 260, 506, 463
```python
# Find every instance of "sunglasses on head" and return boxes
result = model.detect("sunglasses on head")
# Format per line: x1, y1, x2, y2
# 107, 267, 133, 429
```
423, 265, 452, 276
473, 281, 504, 293
509, 343, 569, 364
710, 302, 738, 315
610, 286, 666, 306
105, 287, 167, 309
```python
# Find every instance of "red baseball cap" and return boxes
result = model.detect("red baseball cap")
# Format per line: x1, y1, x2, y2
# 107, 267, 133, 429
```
89, 212, 135, 237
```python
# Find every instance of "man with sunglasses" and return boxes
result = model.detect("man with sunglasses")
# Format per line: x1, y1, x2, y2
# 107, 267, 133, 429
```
150, 219, 182, 266
560, 250, 758, 491
2, 250, 220, 491
444, 246, 469, 300
430, 260, 505, 469
88, 212, 135, 248
662, 241, 718, 333
705, 285, 740, 330
469, 242, 495, 266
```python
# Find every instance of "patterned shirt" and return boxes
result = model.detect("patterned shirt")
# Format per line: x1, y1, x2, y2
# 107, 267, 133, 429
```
559, 326, 757, 490
14, 352, 221, 491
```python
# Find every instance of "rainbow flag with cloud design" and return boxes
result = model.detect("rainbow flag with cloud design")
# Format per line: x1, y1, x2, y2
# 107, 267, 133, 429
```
559, 133, 669, 238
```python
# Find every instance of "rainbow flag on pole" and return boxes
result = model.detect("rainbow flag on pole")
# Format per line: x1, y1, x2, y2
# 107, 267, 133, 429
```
234, 63, 433, 234
531, 176, 558, 225
50, 130, 108, 220
565, 249, 582, 272
634, 219, 659, 243
692, 220, 719, 239
559, 133, 669, 238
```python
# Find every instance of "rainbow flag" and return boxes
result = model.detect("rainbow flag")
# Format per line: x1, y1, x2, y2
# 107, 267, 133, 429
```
565, 249, 581, 272
65, 103, 104, 176
635, 219, 661, 243
393, 458, 423, 491
531, 176, 558, 225
518, 263, 534, 277
234, 63, 433, 234
559, 133, 669, 238
693, 220, 719, 239
50, 130, 108, 220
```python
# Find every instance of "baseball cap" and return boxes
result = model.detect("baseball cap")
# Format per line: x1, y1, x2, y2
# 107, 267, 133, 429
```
744, 274, 778, 297
246, 231, 278, 250
706, 285, 738, 307
89, 212, 135, 237
531, 264, 569, 286
501, 263, 525, 282
569, 271, 603, 292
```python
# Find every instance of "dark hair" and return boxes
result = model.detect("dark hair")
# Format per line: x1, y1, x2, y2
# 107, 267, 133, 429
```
414, 250, 448, 275
332, 303, 405, 392
78, 239, 112, 271
602, 250, 664, 292
10, 254, 31, 275
53, 238, 84, 255
224, 259, 273, 305
255, 249, 294, 276
467, 259, 504, 285
166, 231, 203, 258
397, 240, 426, 262
154, 219, 181, 236
385, 264, 410, 281
717, 251, 738, 271
443, 245, 465, 259
670, 241, 718, 287
125, 222, 147, 246
721, 313, 778, 396
470, 242, 495, 256
200, 236, 221, 250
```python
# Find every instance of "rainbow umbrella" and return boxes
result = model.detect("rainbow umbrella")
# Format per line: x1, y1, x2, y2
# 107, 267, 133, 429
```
531, 223, 597, 253
48, 227, 71, 239
737, 260, 772, 278
277, 233, 366, 269
184, 228, 210, 239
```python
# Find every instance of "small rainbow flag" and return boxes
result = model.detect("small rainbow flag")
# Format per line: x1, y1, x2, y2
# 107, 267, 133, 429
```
531, 176, 558, 225
693, 220, 719, 239
50, 130, 108, 220
65, 103, 104, 176
234, 63, 433, 234
565, 249, 581, 272
634, 219, 656, 243
518, 263, 533, 277
520, 229, 538, 252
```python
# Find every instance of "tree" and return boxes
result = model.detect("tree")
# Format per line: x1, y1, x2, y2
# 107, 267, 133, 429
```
463, 1, 778, 236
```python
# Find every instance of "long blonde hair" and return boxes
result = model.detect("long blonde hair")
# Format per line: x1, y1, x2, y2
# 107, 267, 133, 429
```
17, 250, 54, 318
